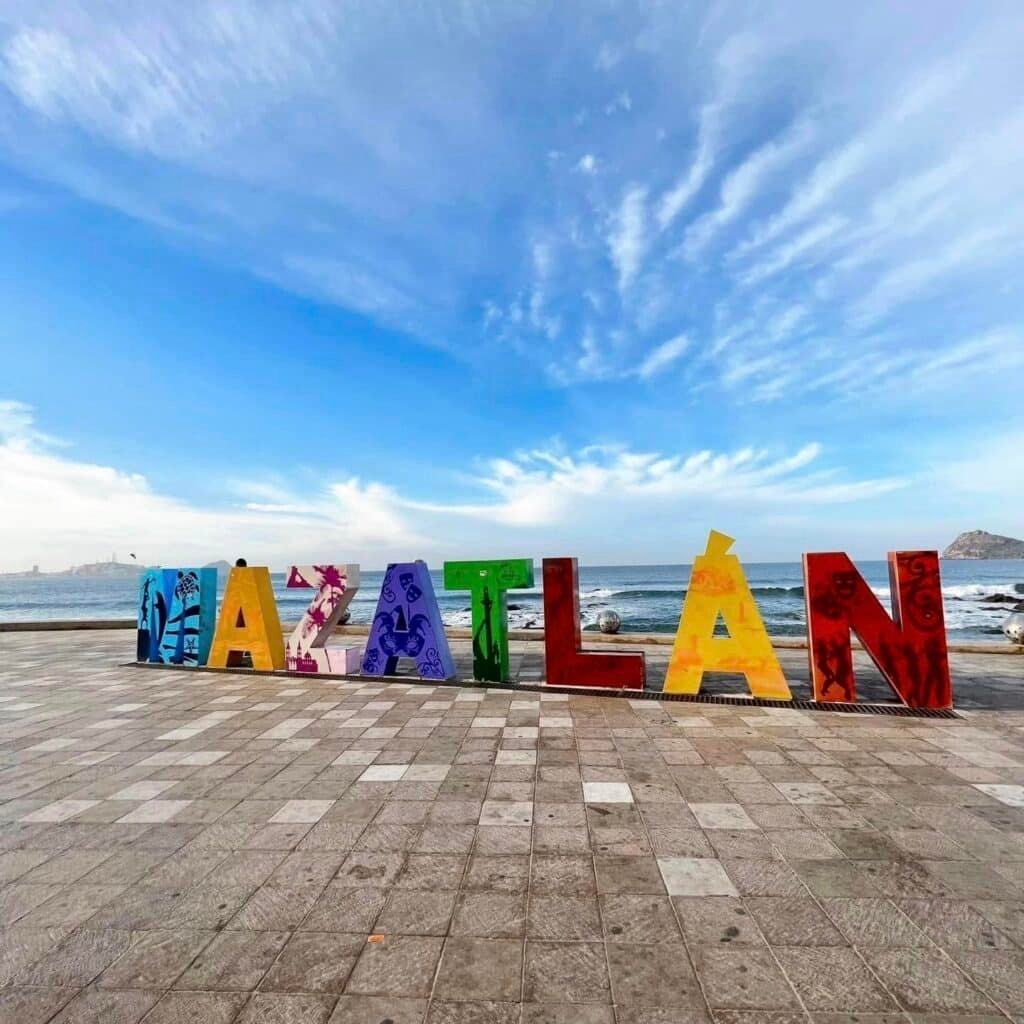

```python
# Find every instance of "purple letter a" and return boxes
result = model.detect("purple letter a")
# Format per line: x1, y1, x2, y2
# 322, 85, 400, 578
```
361, 562, 456, 680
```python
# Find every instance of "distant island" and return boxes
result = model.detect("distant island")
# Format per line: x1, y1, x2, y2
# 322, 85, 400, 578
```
0, 558, 233, 578
943, 530, 1024, 559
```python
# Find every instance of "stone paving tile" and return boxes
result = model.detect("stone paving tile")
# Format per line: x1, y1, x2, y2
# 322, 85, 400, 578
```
434, 937, 523, 1002
425, 999, 520, 1023
374, 889, 457, 935
659, 857, 739, 896
3, 630, 1024, 1021
774, 947, 897, 1011
818, 897, 928, 947
953, 950, 1024, 1014
695, 948, 800, 1010
527, 894, 603, 940
608, 941, 704, 1009
860, 948, 996, 1012
674, 896, 765, 947
260, 931, 364, 993
96, 928, 214, 989
744, 896, 845, 946
236, 992, 337, 1023
896, 898, 1018, 949
0, 986, 78, 1024
345, 934, 443, 997
450, 892, 526, 938
174, 929, 290, 991
328, 995, 427, 1022
49, 986, 161, 1023
523, 940, 611, 1004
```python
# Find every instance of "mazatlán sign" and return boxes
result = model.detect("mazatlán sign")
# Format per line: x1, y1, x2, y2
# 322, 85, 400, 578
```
136, 530, 952, 710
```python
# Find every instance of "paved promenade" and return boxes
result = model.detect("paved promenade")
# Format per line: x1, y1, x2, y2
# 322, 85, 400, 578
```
2, 630, 1024, 1024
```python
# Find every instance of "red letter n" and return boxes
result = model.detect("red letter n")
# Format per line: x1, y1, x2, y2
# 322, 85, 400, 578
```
803, 551, 951, 709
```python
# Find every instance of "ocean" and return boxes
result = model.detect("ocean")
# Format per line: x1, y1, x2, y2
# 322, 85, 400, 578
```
1, 560, 1021, 642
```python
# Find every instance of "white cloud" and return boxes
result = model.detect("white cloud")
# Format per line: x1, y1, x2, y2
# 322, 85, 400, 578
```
655, 32, 768, 232
738, 215, 849, 286
0, 399, 66, 447
0, 402, 427, 571
850, 225, 1021, 325
729, 59, 967, 264
605, 91, 632, 115
576, 153, 598, 174
0, 401, 909, 570
595, 44, 621, 71
683, 119, 812, 258
415, 441, 904, 530
607, 184, 649, 291
636, 333, 690, 379
657, 100, 718, 229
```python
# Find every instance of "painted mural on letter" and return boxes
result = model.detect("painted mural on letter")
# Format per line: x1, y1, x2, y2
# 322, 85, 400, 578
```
361, 562, 456, 680
136, 567, 216, 666
285, 563, 361, 674
804, 550, 951, 709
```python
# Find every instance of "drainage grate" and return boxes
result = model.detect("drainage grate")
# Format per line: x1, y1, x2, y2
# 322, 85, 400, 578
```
641, 688, 959, 719
127, 661, 959, 718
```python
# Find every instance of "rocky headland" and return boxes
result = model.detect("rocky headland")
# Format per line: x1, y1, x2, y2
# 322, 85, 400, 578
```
943, 530, 1024, 559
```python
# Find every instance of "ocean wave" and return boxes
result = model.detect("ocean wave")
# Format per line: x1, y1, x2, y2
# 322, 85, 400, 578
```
871, 582, 1023, 602
579, 585, 807, 600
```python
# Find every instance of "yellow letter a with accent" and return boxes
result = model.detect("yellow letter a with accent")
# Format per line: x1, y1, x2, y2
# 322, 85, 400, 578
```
665, 530, 791, 700
208, 567, 285, 671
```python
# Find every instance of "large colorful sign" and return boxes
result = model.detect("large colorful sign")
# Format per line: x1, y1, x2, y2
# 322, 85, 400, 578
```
361, 562, 456, 681
543, 557, 645, 690
138, 533, 953, 708
208, 566, 285, 671
666, 531, 790, 700
137, 567, 216, 666
285, 563, 361, 674
444, 558, 533, 682
804, 550, 951, 708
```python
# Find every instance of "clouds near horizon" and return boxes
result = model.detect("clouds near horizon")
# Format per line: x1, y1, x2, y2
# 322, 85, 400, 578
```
1, 399, 1012, 571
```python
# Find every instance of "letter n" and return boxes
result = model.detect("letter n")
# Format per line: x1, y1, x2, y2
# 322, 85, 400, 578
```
803, 550, 951, 709
542, 557, 644, 689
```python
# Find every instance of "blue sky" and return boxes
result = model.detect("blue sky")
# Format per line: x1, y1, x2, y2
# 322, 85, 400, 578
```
1, 0, 1022, 571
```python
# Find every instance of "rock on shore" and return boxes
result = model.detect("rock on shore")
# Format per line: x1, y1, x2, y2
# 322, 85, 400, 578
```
943, 529, 1024, 559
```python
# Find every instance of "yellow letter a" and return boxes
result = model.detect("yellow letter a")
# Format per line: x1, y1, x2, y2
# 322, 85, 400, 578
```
208, 566, 285, 671
664, 530, 791, 700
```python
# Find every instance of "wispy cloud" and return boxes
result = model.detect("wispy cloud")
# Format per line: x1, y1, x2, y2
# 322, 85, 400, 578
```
409, 440, 905, 530
607, 184, 649, 291
636, 333, 690, 379
682, 118, 813, 258
657, 100, 718, 230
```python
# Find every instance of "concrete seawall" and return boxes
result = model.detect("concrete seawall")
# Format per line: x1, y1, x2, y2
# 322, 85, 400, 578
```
0, 617, 1020, 655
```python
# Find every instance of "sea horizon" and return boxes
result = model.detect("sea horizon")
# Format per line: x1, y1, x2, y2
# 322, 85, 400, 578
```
3, 558, 1020, 642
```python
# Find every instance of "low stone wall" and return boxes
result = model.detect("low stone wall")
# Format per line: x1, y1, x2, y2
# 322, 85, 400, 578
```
0, 618, 1020, 655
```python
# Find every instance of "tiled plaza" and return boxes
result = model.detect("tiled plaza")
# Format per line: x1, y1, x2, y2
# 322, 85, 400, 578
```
2, 630, 1024, 1024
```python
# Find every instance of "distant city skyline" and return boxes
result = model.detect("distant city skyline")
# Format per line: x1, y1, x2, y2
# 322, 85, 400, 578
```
1, 2, 1022, 570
